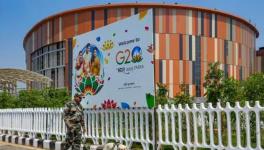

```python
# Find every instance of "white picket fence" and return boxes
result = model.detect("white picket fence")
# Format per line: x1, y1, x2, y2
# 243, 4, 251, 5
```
0, 101, 264, 150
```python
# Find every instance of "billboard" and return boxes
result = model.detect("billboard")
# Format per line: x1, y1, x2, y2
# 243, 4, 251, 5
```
72, 9, 154, 109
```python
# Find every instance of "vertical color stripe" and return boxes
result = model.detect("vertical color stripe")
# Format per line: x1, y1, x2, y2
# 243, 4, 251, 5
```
209, 14, 212, 37
198, 11, 201, 35
179, 60, 183, 84
104, 9, 108, 25
215, 14, 218, 37
162, 60, 167, 84
212, 14, 216, 37
32, 32, 35, 50
159, 60, 162, 83
117, 8, 121, 21
230, 18, 233, 41
189, 61, 193, 84
201, 12, 204, 36
214, 38, 218, 62
59, 17, 62, 41
219, 39, 223, 63
203, 37, 207, 62
195, 36, 201, 97
47, 22, 49, 44
189, 35, 192, 60
232, 20, 236, 41
192, 36, 196, 61
192, 61, 196, 84
188, 10, 193, 34
172, 9, 177, 33
91, 10, 95, 30
186, 35, 189, 60
179, 34, 183, 60
169, 60, 173, 97
158, 8, 163, 33
135, 8, 138, 14
130, 8, 135, 15
74, 13, 78, 36
155, 34, 159, 59
235, 43, 238, 65
165, 34, 170, 59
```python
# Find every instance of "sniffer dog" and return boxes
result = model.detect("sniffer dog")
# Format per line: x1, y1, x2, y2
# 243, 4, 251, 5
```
103, 142, 128, 150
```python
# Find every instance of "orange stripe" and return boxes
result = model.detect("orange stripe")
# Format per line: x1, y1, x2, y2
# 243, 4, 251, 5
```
53, 18, 60, 42
174, 60, 179, 85
176, 9, 186, 34
204, 13, 210, 37
192, 85, 196, 97
108, 9, 117, 24
207, 38, 214, 62
165, 9, 170, 33
120, 8, 131, 19
95, 10, 104, 29
183, 61, 187, 83
154, 60, 160, 85
168, 9, 173, 33
77, 11, 91, 35
63, 14, 75, 39
192, 10, 198, 35
159, 34, 166, 59
170, 34, 179, 60
217, 15, 226, 40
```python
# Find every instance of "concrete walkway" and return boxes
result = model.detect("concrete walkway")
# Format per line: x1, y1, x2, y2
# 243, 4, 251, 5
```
0, 141, 43, 150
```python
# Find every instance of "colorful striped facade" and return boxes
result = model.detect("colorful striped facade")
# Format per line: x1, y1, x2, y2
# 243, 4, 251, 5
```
23, 3, 259, 97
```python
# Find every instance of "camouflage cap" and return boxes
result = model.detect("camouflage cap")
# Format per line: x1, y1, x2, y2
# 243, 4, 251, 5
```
74, 93, 83, 98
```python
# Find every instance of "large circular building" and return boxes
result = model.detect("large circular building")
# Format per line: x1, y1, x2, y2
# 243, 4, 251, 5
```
23, 3, 258, 97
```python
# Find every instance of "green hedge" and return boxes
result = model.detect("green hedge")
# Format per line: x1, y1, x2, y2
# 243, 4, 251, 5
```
0, 88, 70, 108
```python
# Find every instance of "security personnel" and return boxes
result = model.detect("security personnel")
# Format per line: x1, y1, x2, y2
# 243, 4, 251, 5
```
63, 93, 86, 150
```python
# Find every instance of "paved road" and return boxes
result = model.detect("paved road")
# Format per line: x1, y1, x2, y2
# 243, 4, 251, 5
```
0, 142, 43, 150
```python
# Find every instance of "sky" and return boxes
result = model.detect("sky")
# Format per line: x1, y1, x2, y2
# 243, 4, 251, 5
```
0, 0, 263, 69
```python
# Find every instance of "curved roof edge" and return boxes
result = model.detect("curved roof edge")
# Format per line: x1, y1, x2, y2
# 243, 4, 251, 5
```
0, 68, 52, 84
23, 3, 259, 49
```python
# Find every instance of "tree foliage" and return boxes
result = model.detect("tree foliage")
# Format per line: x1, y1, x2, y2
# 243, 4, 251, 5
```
155, 83, 169, 105
242, 73, 264, 105
0, 88, 70, 108
173, 84, 193, 106
221, 78, 245, 106
203, 62, 224, 105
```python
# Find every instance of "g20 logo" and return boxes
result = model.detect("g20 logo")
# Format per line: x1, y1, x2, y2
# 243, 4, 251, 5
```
116, 46, 143, 65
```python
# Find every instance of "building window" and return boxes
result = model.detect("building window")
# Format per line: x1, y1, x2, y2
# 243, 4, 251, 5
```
31, 41, 65, 89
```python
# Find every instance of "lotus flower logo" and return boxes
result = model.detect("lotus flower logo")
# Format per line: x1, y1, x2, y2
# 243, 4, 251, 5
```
101, 99, 117, 109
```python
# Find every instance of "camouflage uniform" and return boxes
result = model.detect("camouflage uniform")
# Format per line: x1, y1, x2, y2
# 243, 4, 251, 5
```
63, 100, 85, 150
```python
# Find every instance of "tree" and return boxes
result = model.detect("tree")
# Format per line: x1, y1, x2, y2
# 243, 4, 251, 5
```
18, 89, 46, 108
242, 73, 264, 105
221, 77, 245, 106
0, 88, 70, 108
156, 83, 169, 106
173, 84, 193, 106
0, 91, 17, 108
203, 62, 224, 106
